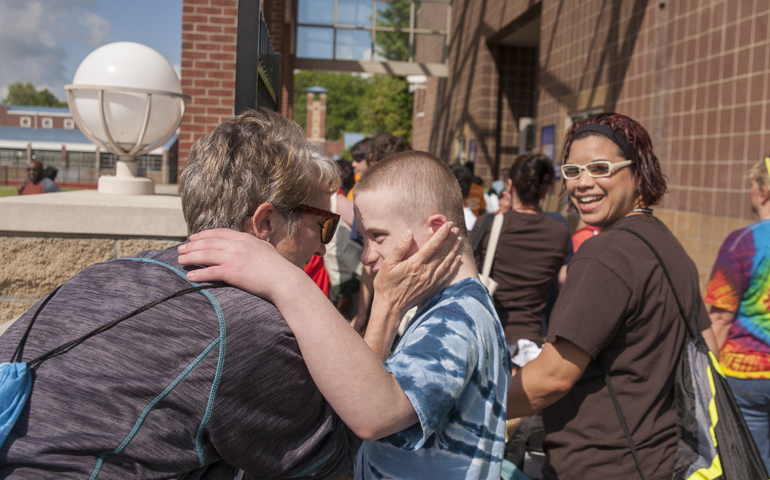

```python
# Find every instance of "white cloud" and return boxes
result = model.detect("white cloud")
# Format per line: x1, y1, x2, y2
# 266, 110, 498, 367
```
0, 0, 111, 102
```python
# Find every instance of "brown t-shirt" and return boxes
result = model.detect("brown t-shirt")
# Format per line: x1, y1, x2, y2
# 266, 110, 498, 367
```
473, 211, 569, 345
542, 215, 711, 480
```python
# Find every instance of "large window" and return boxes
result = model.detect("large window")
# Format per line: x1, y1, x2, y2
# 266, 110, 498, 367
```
31, 150, 61, 167
66, 151, 95, 169
296, 0, 449, 64
0, 149, 27, 167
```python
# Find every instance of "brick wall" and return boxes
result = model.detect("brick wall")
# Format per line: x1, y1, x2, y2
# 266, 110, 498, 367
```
417, 0, 768, 286
319, 93, 326, 140
535, 0, 769, 285
412, 80, 435, 151
0, 112, 77, 130
415, 2, 448, 64
179, 0, 295, 166
322, 140, 345, 157
421, 0, 535, 187
179, 0, 239, 166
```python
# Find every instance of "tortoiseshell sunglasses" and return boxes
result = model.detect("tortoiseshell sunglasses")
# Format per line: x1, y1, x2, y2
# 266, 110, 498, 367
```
292, 205, 340, 244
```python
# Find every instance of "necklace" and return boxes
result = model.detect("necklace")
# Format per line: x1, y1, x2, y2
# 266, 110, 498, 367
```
513, 207, 539, 214
631, 207, 653, 215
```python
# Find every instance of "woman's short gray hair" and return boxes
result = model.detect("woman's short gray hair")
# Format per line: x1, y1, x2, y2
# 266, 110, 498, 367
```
180, 108, 340, 237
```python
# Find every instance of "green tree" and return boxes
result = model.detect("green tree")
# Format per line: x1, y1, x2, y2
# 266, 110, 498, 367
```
294, 71, 369, 141
3, 82, 68, 107
338, 147, 353, 162
293, 71, 412, 143
359, 74, 413, 142
375, 0, 412, 61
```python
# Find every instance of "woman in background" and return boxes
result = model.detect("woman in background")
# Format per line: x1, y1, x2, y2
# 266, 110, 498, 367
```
473, 153, 570, 350
507, 113, 719, 479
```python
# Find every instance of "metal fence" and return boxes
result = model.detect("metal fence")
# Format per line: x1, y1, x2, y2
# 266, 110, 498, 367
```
0, 148, 168, 185
257, 5, 281, 111
235, 0, 281, 113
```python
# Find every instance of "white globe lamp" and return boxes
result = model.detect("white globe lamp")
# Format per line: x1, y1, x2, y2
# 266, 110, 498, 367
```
65, 42, 190, 195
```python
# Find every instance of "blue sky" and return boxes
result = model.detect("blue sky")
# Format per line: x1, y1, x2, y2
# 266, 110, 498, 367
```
0, 0, 182, 101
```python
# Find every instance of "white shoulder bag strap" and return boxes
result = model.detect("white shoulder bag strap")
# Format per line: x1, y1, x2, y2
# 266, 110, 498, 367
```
479, 214, 503, 296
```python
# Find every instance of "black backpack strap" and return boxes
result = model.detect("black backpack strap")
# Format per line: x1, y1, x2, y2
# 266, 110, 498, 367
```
12, 282, 228, 367
596, 359, 648, 480
11, 285, 63, 363
595, 226, 701, 480
615, 227, 700, 339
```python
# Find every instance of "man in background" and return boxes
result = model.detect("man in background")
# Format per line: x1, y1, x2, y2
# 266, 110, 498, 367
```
349, 138, 374, 201
17, 160, 60, 195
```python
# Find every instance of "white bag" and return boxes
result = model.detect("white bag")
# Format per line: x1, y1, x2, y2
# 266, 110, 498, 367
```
479, 214, 503, 296
323, 193, 363, 297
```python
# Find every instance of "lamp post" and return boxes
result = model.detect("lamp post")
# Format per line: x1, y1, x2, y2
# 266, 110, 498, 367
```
65, 42, 190, 195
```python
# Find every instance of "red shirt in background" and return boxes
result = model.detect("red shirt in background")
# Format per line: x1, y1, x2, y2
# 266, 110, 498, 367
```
19, 181, 45, 195
571, 225, 600, 252
303, 255, 330, 297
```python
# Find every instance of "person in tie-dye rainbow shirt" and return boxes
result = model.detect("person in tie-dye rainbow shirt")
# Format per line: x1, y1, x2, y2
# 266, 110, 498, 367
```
704, 160, 770, 471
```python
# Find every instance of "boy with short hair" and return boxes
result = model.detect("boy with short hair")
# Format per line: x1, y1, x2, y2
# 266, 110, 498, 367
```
180, 151, 510, 479
352, 151, 510, 479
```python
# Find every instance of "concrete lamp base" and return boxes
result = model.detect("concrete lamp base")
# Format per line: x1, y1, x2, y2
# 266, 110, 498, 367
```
98, 159, 155, 195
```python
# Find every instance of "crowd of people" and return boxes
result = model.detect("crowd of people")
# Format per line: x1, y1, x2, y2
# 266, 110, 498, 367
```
0, 107, 768, 480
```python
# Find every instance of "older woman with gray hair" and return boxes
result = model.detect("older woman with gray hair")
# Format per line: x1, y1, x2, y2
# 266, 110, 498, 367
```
0, 108, 458, 479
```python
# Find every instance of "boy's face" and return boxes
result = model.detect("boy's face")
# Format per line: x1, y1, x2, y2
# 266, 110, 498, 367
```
354, 190, 431, 273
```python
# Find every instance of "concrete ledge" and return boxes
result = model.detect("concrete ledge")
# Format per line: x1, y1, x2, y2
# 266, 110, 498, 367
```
0, 190, 187, 239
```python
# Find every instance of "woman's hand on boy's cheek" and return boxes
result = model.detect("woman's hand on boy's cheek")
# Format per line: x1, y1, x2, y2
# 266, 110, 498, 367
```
373, 222, 462, 317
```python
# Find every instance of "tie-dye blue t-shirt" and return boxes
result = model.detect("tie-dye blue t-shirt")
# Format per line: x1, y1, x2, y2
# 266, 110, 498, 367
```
355, 277, 511, 480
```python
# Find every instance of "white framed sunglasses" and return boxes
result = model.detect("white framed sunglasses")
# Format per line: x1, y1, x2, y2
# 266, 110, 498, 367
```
561, 160, 633, 180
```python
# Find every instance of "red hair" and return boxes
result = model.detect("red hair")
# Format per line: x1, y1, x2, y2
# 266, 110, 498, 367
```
563, 113, 667, 206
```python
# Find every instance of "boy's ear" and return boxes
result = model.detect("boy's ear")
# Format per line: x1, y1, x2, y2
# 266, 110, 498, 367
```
427, 214, 448, 234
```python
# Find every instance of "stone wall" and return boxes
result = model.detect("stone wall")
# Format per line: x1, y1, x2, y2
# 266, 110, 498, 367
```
1, 189, 188, 326
0, 235, 181, 324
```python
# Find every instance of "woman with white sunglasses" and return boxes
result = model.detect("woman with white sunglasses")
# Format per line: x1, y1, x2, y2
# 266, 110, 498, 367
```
506, 113, 719, 479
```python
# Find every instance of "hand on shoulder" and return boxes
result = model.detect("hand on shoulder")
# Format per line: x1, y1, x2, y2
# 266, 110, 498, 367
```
178, 228, 304, 302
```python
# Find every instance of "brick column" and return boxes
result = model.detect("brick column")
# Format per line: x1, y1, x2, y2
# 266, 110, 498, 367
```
179, 0, 239, 169
306, 92, 314, 135
319, 93, 326, 142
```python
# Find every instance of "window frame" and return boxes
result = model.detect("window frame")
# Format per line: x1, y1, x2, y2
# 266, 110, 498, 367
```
295, 0, 450, 63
